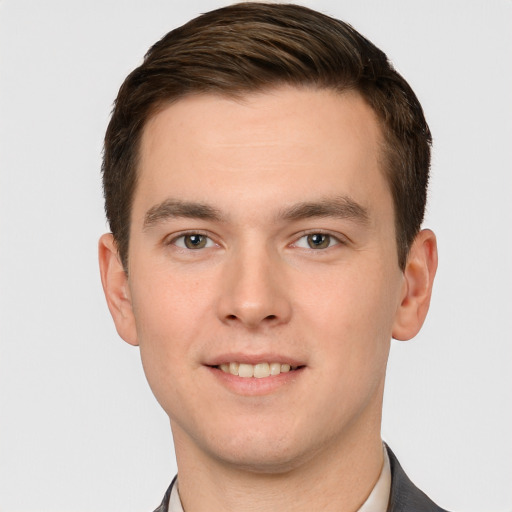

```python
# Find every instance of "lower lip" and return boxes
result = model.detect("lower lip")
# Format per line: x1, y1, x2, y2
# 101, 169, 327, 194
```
206, 366, 305, 396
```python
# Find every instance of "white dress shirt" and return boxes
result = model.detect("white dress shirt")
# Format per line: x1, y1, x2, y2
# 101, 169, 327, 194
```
168, 445, 391, 512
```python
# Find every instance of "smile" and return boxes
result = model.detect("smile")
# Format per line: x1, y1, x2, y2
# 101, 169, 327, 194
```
217, 362, 299, 378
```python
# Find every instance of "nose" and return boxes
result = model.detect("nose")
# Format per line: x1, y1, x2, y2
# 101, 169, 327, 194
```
216, 245, 292, 329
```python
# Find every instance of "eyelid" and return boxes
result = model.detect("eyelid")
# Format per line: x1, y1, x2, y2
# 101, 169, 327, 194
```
165, 230, 218, 249
291, 230, 348, 249
163, 229, 348, 250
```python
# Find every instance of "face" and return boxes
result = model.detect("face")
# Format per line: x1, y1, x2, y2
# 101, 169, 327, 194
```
101, 86, 431, 473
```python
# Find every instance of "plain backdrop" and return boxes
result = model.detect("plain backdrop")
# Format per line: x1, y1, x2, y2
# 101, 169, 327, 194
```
1, 1, 511, 511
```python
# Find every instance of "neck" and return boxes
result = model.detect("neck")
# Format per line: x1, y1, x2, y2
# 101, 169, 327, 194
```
171, 406, 384, 512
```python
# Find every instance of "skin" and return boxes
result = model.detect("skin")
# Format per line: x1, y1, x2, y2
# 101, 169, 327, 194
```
99, 86, 437, 512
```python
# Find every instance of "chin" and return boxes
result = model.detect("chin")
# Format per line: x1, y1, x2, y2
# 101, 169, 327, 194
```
199, 423, 325, 475
212, 443, 311, 475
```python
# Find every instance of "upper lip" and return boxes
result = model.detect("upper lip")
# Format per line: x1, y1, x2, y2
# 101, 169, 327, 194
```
205, 353, 306, 367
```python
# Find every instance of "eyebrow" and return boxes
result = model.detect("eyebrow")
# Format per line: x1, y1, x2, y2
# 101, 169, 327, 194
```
143, 199, 223, 229
278, 196, 369, 224
143, 195, 369, 230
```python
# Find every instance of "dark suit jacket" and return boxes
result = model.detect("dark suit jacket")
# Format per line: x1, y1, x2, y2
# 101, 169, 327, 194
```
153, 445, 448, 512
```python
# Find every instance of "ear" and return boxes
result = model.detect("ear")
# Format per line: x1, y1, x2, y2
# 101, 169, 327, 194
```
98, 233, 138, 346
392, 229, 438, 341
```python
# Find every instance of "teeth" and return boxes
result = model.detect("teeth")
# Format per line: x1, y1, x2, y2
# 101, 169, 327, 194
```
229, 362, 239, 376
270, 362, 281, 376
254, 363, 270, 378
218, 362, 297, 378
238, 363, 253, 378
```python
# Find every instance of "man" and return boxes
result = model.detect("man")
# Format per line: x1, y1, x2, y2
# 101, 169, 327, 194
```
99, 3, 444, 511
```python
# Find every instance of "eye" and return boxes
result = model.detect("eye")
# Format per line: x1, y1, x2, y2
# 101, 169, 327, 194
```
173, 233, 215, 250
294, 233, 340, 250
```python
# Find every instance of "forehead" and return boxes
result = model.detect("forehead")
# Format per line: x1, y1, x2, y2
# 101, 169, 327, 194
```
135, 86, 389, 222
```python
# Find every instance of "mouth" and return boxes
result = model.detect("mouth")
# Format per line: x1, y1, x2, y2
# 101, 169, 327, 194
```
212, 362, 303, 379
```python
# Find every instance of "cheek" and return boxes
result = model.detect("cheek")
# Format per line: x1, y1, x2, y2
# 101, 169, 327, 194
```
128, 269, 216, 402
302, 262, 400, 375
131, 263, 214, 340
307, 259, 399, 325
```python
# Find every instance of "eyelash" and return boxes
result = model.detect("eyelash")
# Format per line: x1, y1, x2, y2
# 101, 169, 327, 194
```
167, 231, 217, 250
166, 230, 345, 252
291, 231, 345, 250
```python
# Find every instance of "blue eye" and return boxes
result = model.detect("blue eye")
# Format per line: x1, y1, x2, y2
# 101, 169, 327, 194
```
295, 233, 339, 249
173, 234, 214, 250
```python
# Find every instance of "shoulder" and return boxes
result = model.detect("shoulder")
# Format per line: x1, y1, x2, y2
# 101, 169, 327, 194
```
386, 445, 450, 512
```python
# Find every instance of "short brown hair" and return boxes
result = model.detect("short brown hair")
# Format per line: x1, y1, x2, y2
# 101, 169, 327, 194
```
103, 2, 431, 270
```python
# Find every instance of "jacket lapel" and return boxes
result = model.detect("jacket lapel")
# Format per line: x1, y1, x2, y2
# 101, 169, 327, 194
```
153, 475, 175, 512
385, 445, 448, 512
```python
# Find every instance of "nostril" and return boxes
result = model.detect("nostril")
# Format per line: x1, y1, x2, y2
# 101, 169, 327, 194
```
265, 315, 277, 320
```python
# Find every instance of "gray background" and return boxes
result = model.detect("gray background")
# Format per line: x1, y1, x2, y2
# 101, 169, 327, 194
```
1, 1, 511, 511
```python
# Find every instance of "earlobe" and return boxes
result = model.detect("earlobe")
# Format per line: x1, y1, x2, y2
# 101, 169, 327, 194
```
98, 233, 139, 346
392, 229, 438, 341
